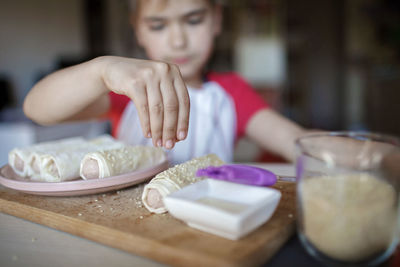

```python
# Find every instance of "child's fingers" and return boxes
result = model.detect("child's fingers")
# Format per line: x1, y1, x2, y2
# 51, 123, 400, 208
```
128, 82, 151, 138
173, 71, 190, 141
160, 80, 179, 149
147, 79, 164, 148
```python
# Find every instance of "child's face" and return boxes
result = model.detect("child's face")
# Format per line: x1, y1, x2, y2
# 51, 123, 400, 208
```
134, 0, 221, 83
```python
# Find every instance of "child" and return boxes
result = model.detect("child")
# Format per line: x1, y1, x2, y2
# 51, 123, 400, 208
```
23, 0, 305, 164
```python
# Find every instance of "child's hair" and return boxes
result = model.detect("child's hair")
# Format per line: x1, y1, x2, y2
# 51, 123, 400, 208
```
129, 0, 220, 14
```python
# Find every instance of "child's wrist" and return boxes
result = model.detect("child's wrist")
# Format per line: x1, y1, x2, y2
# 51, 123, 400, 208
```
90, 56, 112, 93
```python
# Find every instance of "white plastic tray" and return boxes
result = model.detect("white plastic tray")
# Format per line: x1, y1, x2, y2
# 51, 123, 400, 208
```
164, 179, 281, 240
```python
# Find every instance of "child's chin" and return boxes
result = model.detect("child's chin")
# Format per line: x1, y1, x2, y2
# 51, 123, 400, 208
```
180, 66, 201, 80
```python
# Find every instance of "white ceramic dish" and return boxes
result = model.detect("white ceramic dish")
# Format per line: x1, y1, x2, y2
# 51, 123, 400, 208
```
164, 179, 281, 240
0, 161, 169, 196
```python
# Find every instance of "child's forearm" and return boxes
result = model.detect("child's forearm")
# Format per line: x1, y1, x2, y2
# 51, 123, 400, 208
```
246, 109, 307, 162
23, 57, 110, 125
24, 56, 190, 150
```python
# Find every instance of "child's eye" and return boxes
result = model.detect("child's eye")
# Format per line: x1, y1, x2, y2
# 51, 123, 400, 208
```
148, 23, 165, 31
187, 15, 204, 25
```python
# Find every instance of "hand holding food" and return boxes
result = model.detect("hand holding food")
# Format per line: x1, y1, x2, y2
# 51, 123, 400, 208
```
101, 56, 190, 149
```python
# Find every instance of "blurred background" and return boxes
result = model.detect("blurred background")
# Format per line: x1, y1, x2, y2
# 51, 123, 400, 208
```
0, 0, 399, 164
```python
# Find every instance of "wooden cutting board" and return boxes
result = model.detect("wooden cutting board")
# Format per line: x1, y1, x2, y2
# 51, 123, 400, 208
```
0, 181, 296, 267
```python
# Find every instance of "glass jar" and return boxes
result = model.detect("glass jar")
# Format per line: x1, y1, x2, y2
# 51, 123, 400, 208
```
296, 132, 400, 266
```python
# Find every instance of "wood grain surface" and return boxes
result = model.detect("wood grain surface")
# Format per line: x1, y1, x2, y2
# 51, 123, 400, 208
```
0, 181, 296, 267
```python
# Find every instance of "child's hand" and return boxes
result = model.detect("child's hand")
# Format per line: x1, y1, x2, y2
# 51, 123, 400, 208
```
100, 56, 190, 149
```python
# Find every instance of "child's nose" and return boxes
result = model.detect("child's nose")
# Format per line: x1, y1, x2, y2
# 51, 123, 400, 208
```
169, 24, 187, 49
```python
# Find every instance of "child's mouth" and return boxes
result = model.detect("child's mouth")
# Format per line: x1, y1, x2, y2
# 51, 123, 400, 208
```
172, 57, 190, 65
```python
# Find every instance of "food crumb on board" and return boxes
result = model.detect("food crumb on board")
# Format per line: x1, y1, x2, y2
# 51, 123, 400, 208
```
102, 194, 106, 197
78, 213, 82, 216
139, 216, 143, 219
94, 199, 98, 202
135, 200, 143, 208
288, 214, 293, 218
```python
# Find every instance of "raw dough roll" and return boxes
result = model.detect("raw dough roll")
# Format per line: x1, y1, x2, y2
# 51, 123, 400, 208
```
89, 135, 121, 146
80, 146, 167, 179
8, 137, 85, 177
38, 135, 124, 182
142, 154, 224, 214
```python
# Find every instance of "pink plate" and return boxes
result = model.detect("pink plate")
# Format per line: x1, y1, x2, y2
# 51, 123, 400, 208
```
0, 161, 169, 196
